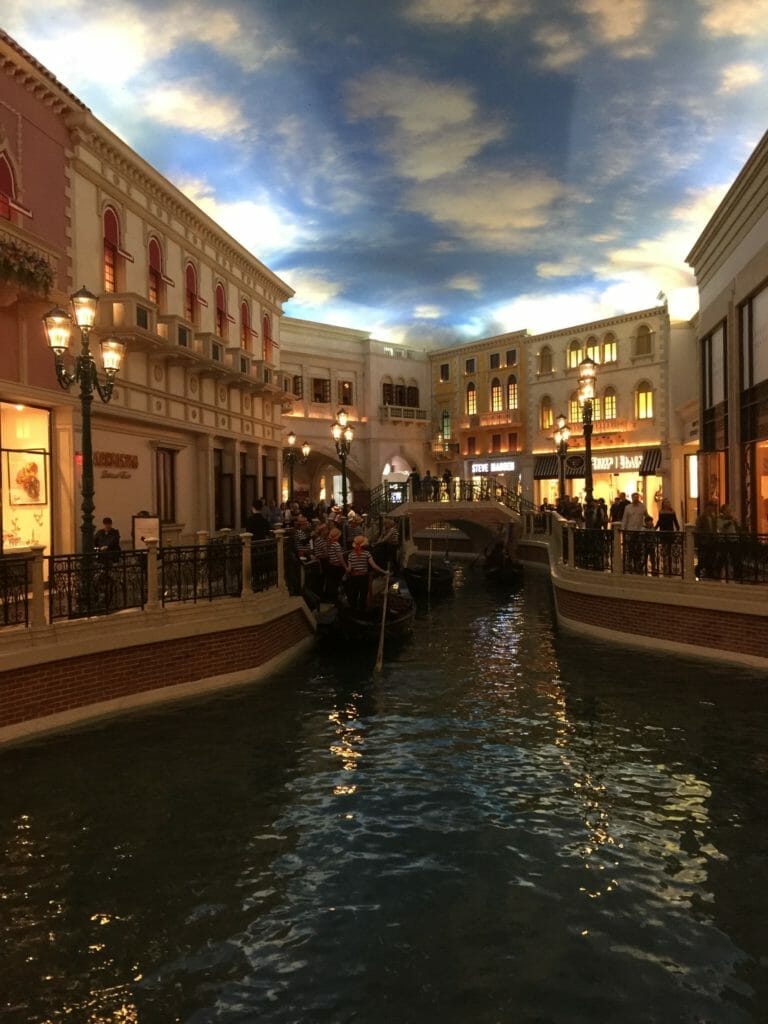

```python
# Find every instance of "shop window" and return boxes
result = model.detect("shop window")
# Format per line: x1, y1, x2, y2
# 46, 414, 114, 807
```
538, 346, 553, 375
507, 375, 518, 410
636, 381, 654, 419
490, 378, 503, 412
466, 382, 477, 415
1, 403, 52, 554
155, 447, 177, 523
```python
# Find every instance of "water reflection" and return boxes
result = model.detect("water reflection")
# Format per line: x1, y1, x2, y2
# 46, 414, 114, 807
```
1, 574, 767, 1022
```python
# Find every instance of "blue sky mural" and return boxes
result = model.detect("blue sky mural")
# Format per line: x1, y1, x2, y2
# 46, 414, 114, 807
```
4, 0, 767, 344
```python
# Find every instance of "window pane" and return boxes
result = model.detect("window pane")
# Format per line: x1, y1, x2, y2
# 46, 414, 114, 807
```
752, 286, 768, 386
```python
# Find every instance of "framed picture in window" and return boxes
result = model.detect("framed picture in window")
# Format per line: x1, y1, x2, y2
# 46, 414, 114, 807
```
7, 451, 47, 505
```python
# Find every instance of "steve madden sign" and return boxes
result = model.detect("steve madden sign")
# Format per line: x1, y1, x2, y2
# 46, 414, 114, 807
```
470, 459, 517, 474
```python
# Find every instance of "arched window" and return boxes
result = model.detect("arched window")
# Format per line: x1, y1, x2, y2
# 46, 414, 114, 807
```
490, 377, 502, 412
635, 325, 652, 356
215, 283, 227, 338
568, 391, 580, 424
0, 154, 15, 219
185, 263, 198, 323
466, 382, 477, 415
263, 313, 273, 363
540, 395, 553, 430
636, 380, 654, 419
603, 332, 617, 363
567, 339, 582, 369
103, 207, 121, 294
538, 346, 553, 375
406, 384, 419, 407
585, 336, 600, 363
603, 387, 617, 420
240, 301, 251, 350
148, 238, 163, 307
507, 374, 518, 410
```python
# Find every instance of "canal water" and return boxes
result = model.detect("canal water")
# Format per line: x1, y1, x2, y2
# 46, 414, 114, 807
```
2, 570, 768, 1024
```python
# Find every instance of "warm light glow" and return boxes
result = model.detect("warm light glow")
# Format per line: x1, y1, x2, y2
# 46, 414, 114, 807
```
70, 285, 99, 329
100, 337, 126, 373
43, 306, 72, 353
301, 441, 311, 459
331, 421, 342, 442
343, 424, 354, 444
336, 408, 348, 428
578, 356, 596, 404
287, 430, 297, 447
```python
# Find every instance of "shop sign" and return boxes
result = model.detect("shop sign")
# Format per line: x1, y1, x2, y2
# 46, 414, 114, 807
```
590, 452, 643, 472
470, 460, 516, 474
94, 450, 138, 479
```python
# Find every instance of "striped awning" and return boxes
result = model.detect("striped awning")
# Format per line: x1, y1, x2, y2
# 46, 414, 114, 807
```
639, 448, 662, 476
533, 454, 559, 479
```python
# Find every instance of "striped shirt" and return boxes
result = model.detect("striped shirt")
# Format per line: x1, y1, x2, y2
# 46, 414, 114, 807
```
327, 541, 345, 567
314, 535, 329, 561
347, 548, 373, 576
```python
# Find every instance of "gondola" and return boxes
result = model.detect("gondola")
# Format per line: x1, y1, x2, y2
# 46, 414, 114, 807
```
402, 557, 454, 599
483, 550, 524, 585
318, 574, 416, 642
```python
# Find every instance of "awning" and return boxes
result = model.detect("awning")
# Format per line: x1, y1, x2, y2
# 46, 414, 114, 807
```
533, 454, 559, 479
639, 448, 662, 476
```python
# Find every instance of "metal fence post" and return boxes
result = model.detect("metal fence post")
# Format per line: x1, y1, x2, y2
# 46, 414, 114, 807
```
30, 544, 46, 627
684, 524, 696, 579
612, 527, 623, 576
240, 532, 254, 595
144, 537, 161, 611
274, 528, 287, 591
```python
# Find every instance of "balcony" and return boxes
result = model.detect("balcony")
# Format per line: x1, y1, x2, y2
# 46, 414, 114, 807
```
380, 405, 428, 423
97, 293, 162, 352
478, 410, 521, 427
0, 224, 59, 308
430, 439, 460, 461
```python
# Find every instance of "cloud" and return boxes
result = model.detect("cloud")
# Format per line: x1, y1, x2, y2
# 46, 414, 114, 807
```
278, 269, 343, 307
718, 62, 764, 93
175, 178, 310, 260
141, 85, 246, 138
536, 258, 587, 279
346, 69, 504, 181
533, 26, 589, 69
414, 305, 444, 319
578, 0, 650, 44
407, 168, 564, 248
699, 0, 768, 37
447, 274, 482, 291
404, 0, 529, 25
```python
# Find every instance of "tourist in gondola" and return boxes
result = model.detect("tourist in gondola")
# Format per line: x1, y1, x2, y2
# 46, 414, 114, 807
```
345, 535, 386, 613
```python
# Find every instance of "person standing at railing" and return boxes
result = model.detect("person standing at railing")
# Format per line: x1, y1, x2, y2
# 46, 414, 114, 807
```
442, 467, 453, 500
621, 493, 647, 573
94, 517, 121, 564
654, 497, 680, 576
408, 467, 421, 502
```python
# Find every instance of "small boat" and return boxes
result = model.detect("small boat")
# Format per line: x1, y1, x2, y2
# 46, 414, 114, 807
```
402, 557, 454, 599
483, 546, 524, 585
325, 574, 416, 642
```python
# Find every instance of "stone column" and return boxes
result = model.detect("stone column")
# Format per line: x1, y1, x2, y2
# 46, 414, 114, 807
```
144, 537, 161, 612
29, 545, 46, 628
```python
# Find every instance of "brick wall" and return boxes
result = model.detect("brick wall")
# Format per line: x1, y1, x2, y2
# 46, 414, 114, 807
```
0, 610, 312, 729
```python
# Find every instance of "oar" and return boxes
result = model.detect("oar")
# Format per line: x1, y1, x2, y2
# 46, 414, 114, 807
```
427, 539, 433, 602
374, 570, 391, 673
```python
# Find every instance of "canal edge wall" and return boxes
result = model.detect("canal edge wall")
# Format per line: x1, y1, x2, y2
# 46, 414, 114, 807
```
0, 592, 316, 747
518, 535, 768, 671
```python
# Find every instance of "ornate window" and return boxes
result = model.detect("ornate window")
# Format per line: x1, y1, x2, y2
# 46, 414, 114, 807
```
603, 387, 617, 420
103, 207, 121, 294
466, 382, 477, 415
635, 325, 653, 357
240, 301, 252, 350
490, 377, 503, 412
148, 238, 163, 308
636, 380, 654, 419
603, 333, 617, 363
0, 154, 16, 219
568, 391, 580, 424
585, 336, 600, 363
538, 346, 553, 375
507, 374, 518, 410
567, 339, 583, 369
215, 283, 227, 339
540, 395, 553, 430
263, 313, 274, 362
185, 263, 198, 324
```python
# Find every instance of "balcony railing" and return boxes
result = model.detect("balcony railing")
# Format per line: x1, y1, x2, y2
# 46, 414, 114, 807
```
380, 405, 428, 422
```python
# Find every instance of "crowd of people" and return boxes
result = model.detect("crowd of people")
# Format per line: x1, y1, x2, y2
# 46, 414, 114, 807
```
244, 497, 400, 609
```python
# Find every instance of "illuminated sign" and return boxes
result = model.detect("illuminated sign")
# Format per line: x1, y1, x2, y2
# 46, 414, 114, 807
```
590, 453, 643, 472
470, 460, 516, 474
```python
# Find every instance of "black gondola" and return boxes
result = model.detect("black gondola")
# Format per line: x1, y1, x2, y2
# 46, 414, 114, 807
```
319, 574, 416, 642
402, 557, 454, 599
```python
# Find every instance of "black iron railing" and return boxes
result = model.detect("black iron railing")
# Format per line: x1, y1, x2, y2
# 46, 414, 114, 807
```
0, 556, 29, 626
159, 540, 242, 605
621, 530, 684, 577
252, 538, 278, 592
694, 531, 768, 583
572, 528, 613, 572
47, 551, 147, 621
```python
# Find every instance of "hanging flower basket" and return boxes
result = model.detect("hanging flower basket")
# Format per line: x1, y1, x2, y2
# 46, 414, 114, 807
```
0, 239, 54, 297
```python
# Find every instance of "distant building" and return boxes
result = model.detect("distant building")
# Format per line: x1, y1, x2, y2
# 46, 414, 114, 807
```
687, 131, 768, 532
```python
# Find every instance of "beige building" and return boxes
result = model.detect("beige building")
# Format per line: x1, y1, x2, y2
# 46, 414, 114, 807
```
687, 130, 768, 532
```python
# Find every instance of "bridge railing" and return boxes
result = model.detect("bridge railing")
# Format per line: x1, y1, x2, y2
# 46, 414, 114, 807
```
369, 477, 532, 518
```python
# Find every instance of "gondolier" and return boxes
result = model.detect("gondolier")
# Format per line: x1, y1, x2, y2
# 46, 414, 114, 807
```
345, 535, 385, 613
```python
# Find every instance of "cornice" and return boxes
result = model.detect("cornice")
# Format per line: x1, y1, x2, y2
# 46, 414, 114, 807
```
0, 30, 87, 117
527, 306, 667, 342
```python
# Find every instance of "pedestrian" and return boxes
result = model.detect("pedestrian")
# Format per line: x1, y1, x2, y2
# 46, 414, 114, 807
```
408, 466, 421, 502
654, 497, 680, 576
94, 516, 121, 563
245, 501, 270, 540
442, 467, 453, 500
621, 492, 648, 572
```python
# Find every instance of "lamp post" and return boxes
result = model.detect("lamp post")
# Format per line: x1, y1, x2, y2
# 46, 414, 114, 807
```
283, 430, 311, 502
553, 413, 570, 505
578, 356, 597, 506
43, 286, 126, 554
331, 408, 354, 512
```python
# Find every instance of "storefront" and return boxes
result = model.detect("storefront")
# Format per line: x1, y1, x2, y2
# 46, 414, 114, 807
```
467, 457, 520, 494
533, 447, 663, 509
1, 401, 52, 555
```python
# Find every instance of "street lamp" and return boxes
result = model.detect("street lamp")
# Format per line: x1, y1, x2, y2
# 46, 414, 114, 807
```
331, 408, 354, 512
43, 286, 126, 554
578, 356, 597, 506
283, 430, 311, 502
553, 413, 570, 505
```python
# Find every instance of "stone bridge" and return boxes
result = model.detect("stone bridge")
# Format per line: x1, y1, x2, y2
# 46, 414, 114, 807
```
390, 498, 521, 552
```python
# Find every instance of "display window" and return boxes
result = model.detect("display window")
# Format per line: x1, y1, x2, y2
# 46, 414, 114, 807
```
1, 402, 52, 553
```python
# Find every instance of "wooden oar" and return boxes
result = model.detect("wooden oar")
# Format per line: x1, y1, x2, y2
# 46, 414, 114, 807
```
374, 570, 391, 673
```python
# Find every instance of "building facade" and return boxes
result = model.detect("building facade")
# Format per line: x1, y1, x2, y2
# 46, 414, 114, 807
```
687, 131, 768, 533
0, 30, 293, 554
